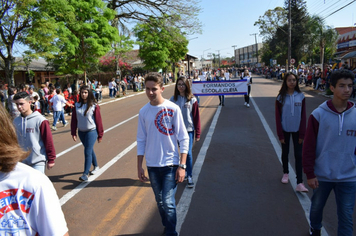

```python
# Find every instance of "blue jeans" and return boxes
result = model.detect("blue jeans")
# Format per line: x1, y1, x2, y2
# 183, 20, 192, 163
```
186, 131, 194, 177
32, 163, 45, 174
53, 110, 66, 127
78, 130, 98, 175
310, 181, 356, 235
147, 166, 178, 236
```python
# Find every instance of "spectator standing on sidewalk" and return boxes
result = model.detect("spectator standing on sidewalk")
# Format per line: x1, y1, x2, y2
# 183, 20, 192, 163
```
8, 86, 20, 119
137, 72, 189, 236
275, 72, 308, 192
12, 92, 57, 174
50, 88, 73, 131
303, 69, 356, 236
108, 78, 117, 98
170, 76, 201, 188
0, 104, 69, 236
71, 85, 103, 182
242, 70, 252, 108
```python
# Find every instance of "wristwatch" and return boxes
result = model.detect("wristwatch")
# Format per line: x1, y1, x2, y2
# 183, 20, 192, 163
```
179, 164, 186, 169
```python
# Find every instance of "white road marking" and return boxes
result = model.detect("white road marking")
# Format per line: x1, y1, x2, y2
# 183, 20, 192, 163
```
59, 141, 137, 206
250, 96, 329, 236
56, 114, 138, 158
176, 106, 222, 233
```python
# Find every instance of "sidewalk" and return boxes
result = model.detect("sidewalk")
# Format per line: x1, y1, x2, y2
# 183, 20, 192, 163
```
44, 89, 138, 124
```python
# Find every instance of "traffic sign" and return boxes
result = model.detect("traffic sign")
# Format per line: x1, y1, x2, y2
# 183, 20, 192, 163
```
290, 58, 296, 64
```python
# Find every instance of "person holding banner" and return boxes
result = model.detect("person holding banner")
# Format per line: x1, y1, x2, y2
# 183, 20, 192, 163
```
192, 72, 201, 104
275, 72, 308, 193
218, 70, 225, 106
242, 70, 252, 108
170, 76, 201, 188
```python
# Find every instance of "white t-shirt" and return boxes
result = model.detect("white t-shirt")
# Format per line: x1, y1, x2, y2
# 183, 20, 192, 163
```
50, 94, 66, 111
0, 163, 68, 236
137, 99, 189, 167
35, 100, 41, 110
30, 91, 39, 99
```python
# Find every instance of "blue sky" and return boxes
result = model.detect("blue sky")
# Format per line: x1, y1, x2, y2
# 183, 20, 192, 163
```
12, 0, 355, 58
187, 0, 356, 59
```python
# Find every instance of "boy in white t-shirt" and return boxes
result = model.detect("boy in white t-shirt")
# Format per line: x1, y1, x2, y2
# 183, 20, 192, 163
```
137, 72, 189, 236
50, 88, 73, 131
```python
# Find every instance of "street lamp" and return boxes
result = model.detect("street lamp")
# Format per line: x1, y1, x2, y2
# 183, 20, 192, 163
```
232, 45, 237, 67
202, 48, 211, 60
250, 33, 258, 65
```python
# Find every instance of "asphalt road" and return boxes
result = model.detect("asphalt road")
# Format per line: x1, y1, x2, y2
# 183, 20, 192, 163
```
46, 75, 356, 236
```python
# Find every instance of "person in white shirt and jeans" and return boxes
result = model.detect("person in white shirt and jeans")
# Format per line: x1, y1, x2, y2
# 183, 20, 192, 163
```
50, 88, 73, 131
137, 72, 189, 236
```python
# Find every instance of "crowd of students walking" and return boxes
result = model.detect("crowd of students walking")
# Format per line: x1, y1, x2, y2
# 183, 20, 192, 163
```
0, 67, 355, 236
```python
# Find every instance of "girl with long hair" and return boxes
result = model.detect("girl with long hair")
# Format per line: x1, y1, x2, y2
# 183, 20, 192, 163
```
71, 85, 104, 181
170, 76, 201, 187
275, 72, 308, 192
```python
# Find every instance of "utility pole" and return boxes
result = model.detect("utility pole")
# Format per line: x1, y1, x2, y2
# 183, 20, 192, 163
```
232, 45, 237, 67
216, 50, 221, 68
288, 0, 291, 71
250, 33, 258, 66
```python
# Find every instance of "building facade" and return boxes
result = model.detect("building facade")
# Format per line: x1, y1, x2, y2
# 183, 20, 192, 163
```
234, 43, 263, 67
335, 27, 356, 69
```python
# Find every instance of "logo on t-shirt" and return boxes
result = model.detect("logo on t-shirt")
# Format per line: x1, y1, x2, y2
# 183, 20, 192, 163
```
0, 189, 33, 233
155, 109, 174, 136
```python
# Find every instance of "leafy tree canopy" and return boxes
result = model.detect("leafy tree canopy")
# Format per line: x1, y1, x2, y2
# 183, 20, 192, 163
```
134, 16, 188, 71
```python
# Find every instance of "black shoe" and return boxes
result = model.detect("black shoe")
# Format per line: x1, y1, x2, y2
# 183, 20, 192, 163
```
309, 228, 321, 236
222, 103, 225, 106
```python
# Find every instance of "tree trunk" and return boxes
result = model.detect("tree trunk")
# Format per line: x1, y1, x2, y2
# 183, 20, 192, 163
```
320, 42, 325, 69
4, 56, 15, 86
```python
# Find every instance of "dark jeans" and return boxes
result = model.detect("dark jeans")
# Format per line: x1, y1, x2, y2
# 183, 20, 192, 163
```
40, 99, 46, 114
78, 129, 98, 175
218, 95, 225, 105
310, 181, 356, 235
147, 166, 178, 236
244, 86, 251, 103
281, 131, 303, 184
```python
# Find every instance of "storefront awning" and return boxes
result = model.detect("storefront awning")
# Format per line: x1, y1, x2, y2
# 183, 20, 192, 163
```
342, 51, 356, 59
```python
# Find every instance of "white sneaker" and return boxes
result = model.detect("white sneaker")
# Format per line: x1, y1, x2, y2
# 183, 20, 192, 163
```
244, 102, 247, 106
90, 166, 100, 175
51, 126, 57, 131
246, 104, 250, 108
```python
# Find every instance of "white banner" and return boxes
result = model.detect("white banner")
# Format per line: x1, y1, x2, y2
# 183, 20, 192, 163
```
191, 80, 248, 96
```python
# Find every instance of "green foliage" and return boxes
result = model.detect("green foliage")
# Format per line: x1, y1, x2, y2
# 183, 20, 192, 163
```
254, 7, 287, 41
44, 0, 119, 76
134, 16, 188, 71
255, 0, 337, 67
0, 0, 60, 85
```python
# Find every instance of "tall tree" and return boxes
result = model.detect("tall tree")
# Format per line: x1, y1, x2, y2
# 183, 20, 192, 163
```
254, 7, 288, 41
106, 0, 202, 35
0, 0, 58, 86
45, 0, 119, 83
134, 16, 188, 72
307, 15, 338, 66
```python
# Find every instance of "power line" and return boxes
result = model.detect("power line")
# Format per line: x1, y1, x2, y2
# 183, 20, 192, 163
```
314, 0, 342, 17
322, 0, 356, 20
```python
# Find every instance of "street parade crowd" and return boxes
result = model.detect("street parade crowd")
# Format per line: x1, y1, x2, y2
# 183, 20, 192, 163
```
0, 64, 356, 236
